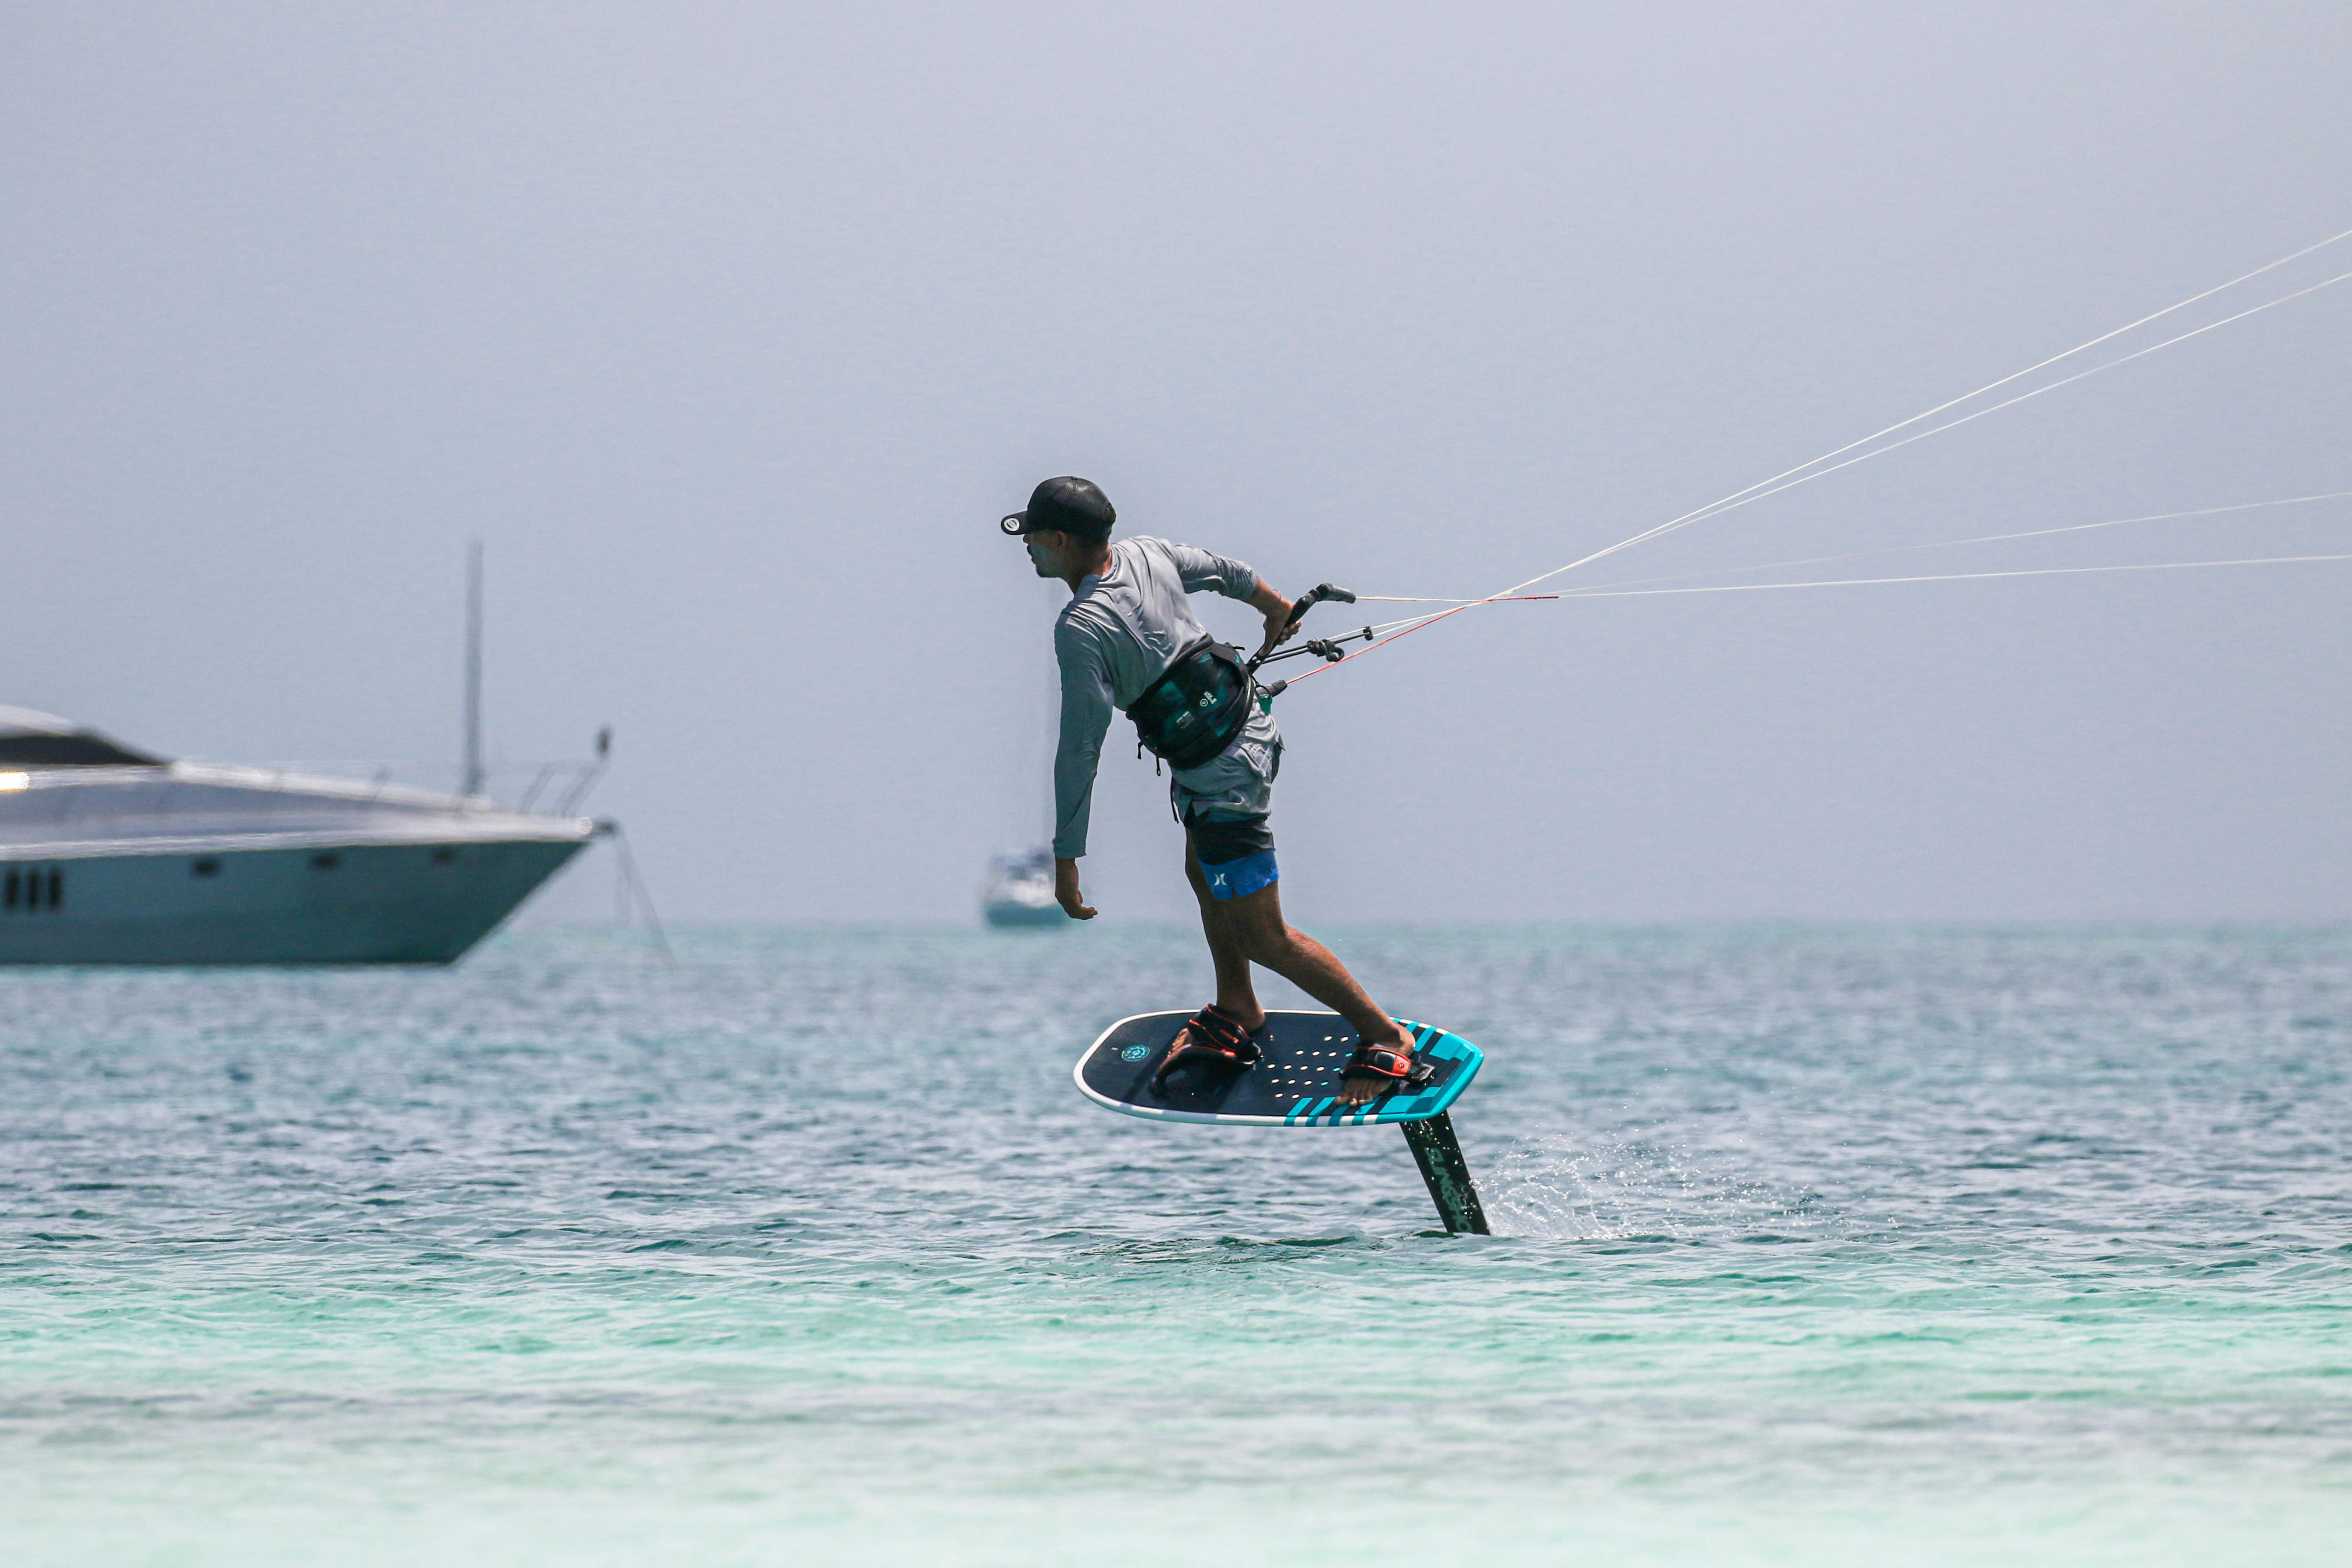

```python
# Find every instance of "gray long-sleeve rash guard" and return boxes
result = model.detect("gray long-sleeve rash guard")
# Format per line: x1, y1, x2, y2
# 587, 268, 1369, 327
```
1052, 536, 1282, 859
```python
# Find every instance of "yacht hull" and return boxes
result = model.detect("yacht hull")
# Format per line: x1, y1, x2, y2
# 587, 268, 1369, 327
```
982, 898, 1069, 929
0, 838, 585, 965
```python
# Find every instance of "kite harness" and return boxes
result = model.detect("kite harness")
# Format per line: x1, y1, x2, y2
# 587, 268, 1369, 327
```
1121, 582, 1371, 768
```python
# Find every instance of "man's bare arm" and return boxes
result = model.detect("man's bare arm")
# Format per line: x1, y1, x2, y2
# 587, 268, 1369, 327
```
1054, 857, 1097, 920
1245, 580, 1297, 662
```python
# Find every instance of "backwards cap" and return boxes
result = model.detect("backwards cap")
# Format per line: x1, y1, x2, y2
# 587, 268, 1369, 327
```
1001, 476, 1115, 539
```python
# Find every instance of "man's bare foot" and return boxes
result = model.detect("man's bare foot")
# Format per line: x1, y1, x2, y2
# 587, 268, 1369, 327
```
1170, 1002, 1265, 1057
1336, 1020, 1415, 1107
1152, 1003, 1272, 1096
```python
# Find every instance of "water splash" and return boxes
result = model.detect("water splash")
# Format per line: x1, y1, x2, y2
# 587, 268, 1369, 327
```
1485, 1132, 1841, 1241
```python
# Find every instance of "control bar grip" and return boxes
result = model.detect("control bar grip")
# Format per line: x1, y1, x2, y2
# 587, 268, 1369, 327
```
1282, 582, 1357, 628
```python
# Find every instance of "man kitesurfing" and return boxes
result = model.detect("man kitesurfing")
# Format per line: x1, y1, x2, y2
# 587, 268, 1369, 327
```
1004, 475, 1420, 1108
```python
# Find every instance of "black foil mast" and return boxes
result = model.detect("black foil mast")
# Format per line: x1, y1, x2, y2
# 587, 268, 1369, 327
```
1402, 1113, 1489, 1235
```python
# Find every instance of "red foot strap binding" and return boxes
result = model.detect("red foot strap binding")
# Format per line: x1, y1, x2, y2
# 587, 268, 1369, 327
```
1346, 1034, 1436, 1088
1151, 1004, 1262, 1095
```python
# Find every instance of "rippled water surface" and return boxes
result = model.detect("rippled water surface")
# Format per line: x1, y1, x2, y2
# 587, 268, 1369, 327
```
4, 924, 2349, 1565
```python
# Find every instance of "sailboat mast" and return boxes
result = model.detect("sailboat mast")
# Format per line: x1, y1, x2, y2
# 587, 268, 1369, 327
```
462, 540, 484, 799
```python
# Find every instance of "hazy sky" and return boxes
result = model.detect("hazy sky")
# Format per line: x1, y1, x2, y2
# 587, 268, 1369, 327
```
6, 3, 2348, 924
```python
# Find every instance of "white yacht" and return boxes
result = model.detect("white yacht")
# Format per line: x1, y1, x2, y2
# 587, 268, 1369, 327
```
0, 705, 596, 965
980, 846, 1069, 929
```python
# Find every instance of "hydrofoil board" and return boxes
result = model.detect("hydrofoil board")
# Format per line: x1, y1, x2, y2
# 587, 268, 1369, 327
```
1073, 1010, 1483, 1127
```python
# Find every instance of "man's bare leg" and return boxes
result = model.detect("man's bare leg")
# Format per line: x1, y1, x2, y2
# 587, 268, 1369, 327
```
1160, 851, 1268, 1068
1206, 873, 1413, 1106
1184, 848, 1265, 1033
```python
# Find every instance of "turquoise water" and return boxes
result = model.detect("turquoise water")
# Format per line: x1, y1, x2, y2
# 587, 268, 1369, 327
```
5, 925, 2349, 1565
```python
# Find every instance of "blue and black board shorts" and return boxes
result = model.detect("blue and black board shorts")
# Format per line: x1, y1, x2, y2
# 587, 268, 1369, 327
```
1186, 811, 1278, 901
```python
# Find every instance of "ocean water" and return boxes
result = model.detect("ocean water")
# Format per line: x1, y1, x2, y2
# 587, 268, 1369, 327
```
3, 924, 2348, 1566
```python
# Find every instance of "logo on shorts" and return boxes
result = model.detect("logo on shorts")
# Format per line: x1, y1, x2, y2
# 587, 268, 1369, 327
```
1120, 1044, 1150, 1062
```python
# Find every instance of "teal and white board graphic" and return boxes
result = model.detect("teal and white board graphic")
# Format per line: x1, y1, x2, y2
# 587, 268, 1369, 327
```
1072, 1010, 1483, 1127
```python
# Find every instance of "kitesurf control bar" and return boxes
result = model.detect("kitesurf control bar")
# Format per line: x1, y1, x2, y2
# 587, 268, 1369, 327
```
1249, 584, 1366, 700
1283, 582, 1357, 628
1255, 628, 1378, 669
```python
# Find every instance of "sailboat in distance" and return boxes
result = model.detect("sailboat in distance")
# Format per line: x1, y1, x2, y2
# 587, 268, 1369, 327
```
980, 845, 1068, 928
981, 652, 1070, 929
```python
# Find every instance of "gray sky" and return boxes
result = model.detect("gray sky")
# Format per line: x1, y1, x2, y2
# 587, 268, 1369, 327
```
6, 3, 2348, 924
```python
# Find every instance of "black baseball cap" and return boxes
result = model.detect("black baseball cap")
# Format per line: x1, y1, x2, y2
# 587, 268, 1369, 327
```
1001, 476, 1115, 540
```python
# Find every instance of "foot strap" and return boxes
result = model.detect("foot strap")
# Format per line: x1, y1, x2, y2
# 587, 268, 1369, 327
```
1150, 1004, 1263, 1095
1346, 1031, 1435, 1088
